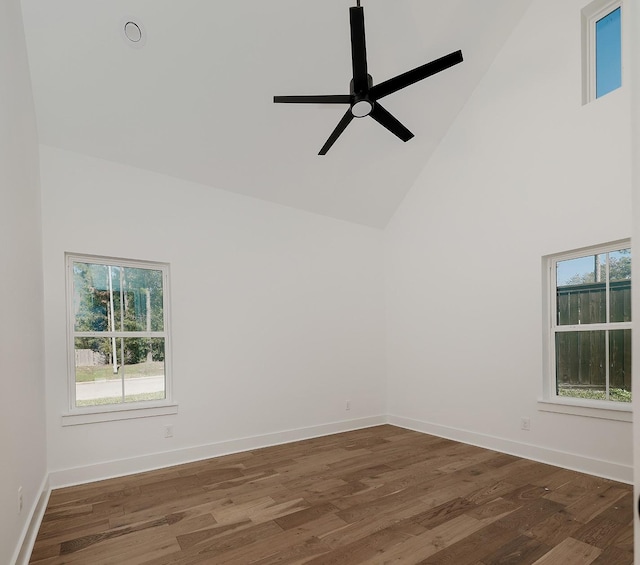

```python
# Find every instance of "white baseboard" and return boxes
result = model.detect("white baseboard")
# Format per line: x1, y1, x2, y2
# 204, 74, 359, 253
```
47, 413, 634, 488
12, 474, 51, 565
48, 415, 387, 489
387, 414, 633, 484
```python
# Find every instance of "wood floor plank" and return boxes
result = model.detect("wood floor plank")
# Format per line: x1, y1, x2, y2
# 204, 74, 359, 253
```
148, 521, 285, 564
493, 498, 566, 535
465, 480, 518, 505
476, 533, 550, 565
530, 537, 602, 564
525, 508, 583, 547
319, 496, 438, 548
590, 544, 634, 565
464, 497, 519, 522
371, 514, 493, 564
611, 520, 635, 553
573, 513, 633, 549
29, 425, 633, 565
565, 486, 629, 523
274, 502, 340, 530
419, 522, 521, 565
409, 497, 477, 530
307, 523, 412, 564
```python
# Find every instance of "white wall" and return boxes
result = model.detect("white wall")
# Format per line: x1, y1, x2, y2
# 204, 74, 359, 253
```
0, 0, 47, 562
385, 0, 633, 481
630, 0, 640, 557
39, 146, 386, 483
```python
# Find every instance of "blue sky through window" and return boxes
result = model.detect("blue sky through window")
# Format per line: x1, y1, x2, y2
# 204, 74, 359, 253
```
595, 7, 621, 98
557, 255, 602, 286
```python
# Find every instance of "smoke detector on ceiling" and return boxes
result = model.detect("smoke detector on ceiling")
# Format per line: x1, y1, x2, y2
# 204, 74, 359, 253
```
121, 18, 146, 48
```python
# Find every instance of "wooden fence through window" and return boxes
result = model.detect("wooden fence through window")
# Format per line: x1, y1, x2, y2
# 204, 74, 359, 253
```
556, 280, 631, 391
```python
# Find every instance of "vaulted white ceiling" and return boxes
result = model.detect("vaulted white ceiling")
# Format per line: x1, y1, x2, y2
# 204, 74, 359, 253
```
21, 0, 532, 228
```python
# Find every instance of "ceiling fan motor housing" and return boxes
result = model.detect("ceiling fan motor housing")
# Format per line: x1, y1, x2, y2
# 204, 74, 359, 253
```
350, 75, 374, 117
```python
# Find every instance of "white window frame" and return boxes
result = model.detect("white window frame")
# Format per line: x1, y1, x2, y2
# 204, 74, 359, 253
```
581, 0, 623, 104
539, 240, 632, 422
63, 253, 177, 426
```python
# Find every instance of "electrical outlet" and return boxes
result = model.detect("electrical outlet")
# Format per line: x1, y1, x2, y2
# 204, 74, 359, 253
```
346, 400, 351, 411
521, 417, 531, 431
18, 486, 23, 514
164, 425, 173, 438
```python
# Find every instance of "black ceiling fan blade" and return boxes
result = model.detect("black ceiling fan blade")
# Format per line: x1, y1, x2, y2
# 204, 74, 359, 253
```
319, 109, 354, 155
369, 103, 414, 142
349, 6, 369, 93
274, 95, 351, 104
369, 50, 463, 100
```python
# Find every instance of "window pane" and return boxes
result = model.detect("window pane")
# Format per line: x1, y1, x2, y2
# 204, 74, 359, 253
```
74, 337, 165, 406
75, 337, 123, 407
556, 331, 606, 399
609, 249, 631, 322
609, 329, 631, 402
610, 249, 631, 282
73, 262, 111, 332
595, 7, 621, 98
556, 255, 606, 325
123, 338, 166, 403
122, 267, 165, 332
110, 266, 125, 331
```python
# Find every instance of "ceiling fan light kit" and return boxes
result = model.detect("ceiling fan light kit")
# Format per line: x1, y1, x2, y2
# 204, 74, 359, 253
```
351, 99, 373, 118
274, 3, 463, 155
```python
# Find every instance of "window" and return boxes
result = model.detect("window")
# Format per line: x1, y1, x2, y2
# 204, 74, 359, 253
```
542, 242, 631, 417
582, 0, 622, 103
66, 254, 173, 420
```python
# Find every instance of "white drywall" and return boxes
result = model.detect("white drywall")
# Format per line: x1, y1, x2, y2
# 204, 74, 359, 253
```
385, 0, 633, 481
0, 0, 47, 562
631, 0, 640, 557
39, 146, 386, 480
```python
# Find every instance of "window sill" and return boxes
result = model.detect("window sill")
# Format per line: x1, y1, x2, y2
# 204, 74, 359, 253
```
62, 403, 178, 426
537, 398, 631, 422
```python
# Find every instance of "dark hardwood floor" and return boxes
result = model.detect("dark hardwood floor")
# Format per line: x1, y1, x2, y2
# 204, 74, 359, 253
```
29, 425, 633, 564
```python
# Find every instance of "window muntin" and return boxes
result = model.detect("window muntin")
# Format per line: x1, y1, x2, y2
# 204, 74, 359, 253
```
550, 245, 631, 404
68, 255, 170, 410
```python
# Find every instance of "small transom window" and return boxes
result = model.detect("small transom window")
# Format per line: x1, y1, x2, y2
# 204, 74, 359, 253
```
582, 0, 622, 103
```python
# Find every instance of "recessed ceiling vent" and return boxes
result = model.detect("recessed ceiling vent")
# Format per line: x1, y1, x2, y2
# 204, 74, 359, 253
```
124, 22, 142, 42
121, 18, 146, 48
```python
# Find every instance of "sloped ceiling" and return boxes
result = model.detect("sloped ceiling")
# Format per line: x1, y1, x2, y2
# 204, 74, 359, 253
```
21, 0, 532, 228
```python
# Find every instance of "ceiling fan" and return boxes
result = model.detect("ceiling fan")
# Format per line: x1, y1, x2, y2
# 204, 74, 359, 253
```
274, 1, 463, 155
